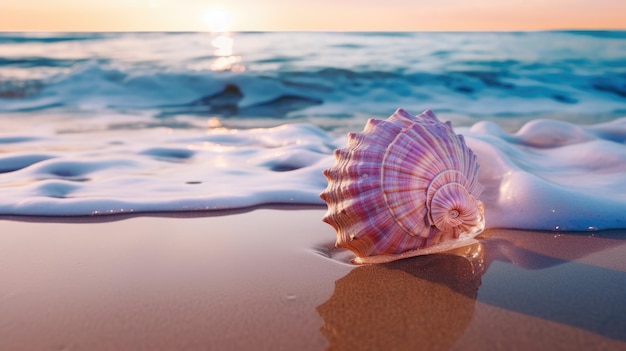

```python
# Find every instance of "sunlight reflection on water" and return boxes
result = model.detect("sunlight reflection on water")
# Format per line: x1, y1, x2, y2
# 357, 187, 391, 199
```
210, 33, 245, 72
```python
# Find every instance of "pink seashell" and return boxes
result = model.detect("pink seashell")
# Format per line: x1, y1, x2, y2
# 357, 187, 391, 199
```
320, 109, 485, 264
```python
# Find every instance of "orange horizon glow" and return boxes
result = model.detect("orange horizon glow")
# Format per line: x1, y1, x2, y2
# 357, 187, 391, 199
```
1, 1, 625, 32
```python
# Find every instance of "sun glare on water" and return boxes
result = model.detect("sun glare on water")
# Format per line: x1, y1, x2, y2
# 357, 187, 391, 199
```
204, 7, 232, 32
198, 6, 244, 72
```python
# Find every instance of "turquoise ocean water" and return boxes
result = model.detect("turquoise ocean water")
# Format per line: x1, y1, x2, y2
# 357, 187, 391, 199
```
0, 31, 625, 231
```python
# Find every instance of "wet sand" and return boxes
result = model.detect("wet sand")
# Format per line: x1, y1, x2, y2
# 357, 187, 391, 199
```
0, 207, 625, 350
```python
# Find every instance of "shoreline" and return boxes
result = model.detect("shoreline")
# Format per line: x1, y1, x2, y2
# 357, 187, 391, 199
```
0, 208, 625, 350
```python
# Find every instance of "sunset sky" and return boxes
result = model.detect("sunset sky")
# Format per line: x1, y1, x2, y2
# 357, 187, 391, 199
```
1, 0, 625, 31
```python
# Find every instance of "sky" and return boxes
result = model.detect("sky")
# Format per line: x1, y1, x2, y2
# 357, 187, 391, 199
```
1, 0, 625, 31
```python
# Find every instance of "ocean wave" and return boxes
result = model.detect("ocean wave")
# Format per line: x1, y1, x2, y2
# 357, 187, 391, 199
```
554, 30, 626, 39
0, 32, 111, 43
0, 31, 624, 124
5, 63, 622, 122
0, 57, 93, 68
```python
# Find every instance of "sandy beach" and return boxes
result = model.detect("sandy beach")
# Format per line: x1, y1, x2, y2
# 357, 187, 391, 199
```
0, 207, 624, 350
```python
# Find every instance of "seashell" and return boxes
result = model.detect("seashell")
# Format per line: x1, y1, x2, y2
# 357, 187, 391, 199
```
320, 109, 485, 264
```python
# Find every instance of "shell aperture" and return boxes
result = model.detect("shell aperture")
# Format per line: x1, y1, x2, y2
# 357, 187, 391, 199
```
320, 109, 485, 264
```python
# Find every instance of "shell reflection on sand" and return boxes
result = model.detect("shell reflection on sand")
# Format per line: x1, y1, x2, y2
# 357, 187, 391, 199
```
317, 243, 484, 350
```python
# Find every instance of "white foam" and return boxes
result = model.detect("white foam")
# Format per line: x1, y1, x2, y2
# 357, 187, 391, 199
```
466, 118, 626, 230
0, 122, 333, 216
0, 114, 625, 231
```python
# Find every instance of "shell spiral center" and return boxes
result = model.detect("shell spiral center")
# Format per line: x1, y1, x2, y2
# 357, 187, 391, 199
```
429, 183, 483, 237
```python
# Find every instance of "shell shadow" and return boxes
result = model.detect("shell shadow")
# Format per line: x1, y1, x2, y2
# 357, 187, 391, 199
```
476, 229, 626, 342
317, 229, 626, 348
316, 244, 485, 350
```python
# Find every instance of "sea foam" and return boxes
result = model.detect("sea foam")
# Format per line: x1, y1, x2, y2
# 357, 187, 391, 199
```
0, 114, 625, 231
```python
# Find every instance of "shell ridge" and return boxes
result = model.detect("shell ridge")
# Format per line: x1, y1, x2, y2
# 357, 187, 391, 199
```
404, 126, 456, 170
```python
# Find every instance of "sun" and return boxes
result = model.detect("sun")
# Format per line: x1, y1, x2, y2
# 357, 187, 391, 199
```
203, 7, 232, 32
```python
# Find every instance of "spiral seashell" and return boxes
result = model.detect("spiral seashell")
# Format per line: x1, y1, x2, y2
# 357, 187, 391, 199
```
320, 109, 485, 264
